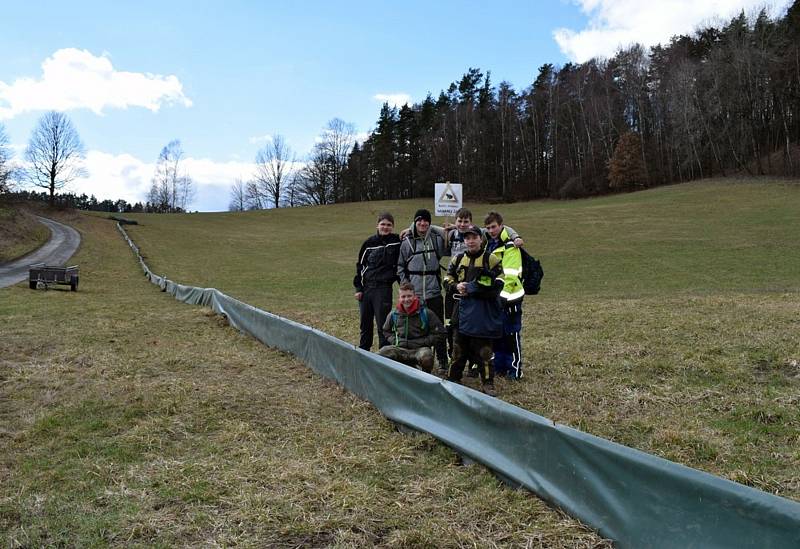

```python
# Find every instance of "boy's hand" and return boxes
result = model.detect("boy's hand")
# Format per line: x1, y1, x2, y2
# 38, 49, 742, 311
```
399, 228, 411, 239
354, 291, 363, 301
513, 237, 524, 247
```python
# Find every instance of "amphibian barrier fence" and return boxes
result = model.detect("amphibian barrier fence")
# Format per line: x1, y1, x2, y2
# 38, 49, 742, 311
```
117, 223, 800, 548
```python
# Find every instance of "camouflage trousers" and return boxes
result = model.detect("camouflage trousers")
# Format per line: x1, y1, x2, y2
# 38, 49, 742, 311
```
447, 333, 494, 384
377, 345, 434, 373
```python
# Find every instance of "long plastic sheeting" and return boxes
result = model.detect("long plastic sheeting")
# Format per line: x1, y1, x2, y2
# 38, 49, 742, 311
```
117, 223, 800, 548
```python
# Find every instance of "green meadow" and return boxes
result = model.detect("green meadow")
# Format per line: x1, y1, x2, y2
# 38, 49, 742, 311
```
122, 177, 800, 494
1, 177, 798, 546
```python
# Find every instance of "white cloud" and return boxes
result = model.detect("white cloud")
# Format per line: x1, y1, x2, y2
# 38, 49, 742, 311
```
0, 48, 192, 120
73, 150, 153, 204
373, 93, 413, 109
554, 0, 793, 63
60, 151, 256, 210
182, 157, 259, 186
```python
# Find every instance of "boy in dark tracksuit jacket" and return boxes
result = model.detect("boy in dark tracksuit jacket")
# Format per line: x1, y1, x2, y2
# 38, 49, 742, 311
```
354, 212, 401, 350
444, 224, 504, 396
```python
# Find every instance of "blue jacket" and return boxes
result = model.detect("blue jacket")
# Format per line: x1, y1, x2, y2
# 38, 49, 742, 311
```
444, 247, 504, 338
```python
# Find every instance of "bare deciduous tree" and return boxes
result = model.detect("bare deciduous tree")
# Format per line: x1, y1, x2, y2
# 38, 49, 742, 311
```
228, 177, 247, 211
24, 112, 86, 205
254, 135, 295, 208
318, 118, 354, 202
245, 179, 264, 209
281, 172, 302, 207
147, 140, 194, 212
294, 143, 335, 205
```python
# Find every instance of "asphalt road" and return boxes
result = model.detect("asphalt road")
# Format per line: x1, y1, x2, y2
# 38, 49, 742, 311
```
0, 216, 82, 288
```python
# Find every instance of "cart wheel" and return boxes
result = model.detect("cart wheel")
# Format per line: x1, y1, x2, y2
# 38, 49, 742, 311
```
29, 280, 37, 290
70, 275, 79, 292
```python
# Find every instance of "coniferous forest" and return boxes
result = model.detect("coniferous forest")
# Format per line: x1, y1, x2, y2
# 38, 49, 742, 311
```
337, 5, 800, 203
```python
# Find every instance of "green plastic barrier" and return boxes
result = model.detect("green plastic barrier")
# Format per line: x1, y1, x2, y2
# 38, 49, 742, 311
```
117, 224, 800, 548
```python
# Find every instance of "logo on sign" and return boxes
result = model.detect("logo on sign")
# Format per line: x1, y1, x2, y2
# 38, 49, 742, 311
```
434, 182, 462, 216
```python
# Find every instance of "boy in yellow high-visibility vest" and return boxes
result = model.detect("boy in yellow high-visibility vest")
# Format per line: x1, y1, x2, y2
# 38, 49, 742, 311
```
484, 211, 525, 379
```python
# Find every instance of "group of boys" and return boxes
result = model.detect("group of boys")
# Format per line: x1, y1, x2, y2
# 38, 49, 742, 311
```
354, 207, 527, 396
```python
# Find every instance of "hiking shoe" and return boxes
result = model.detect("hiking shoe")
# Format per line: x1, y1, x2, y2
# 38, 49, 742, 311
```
481, 382, 497, 397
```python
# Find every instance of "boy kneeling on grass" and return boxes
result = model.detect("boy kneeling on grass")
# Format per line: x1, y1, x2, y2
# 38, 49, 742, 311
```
444, 224, 504, 396
378, 282, 446, 373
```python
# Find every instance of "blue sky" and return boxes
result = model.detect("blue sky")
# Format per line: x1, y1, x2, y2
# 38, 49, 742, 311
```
1, 0, 792, 211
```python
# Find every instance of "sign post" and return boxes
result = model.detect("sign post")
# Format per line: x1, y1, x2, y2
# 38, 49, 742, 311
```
434, 182, 462, 217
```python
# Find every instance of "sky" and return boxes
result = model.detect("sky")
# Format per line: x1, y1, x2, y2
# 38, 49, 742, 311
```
1, 0, 792, 211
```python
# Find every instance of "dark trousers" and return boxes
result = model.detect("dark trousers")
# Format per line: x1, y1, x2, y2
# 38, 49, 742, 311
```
422, 294, 448, 367
493, 308, 523, 379
444, 291, 456, 357
359, 285, 393, 350
448, 332, 494, 384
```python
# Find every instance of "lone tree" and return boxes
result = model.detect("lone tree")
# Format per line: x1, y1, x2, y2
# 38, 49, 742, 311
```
24, 112, 86, 205
254, 134, 295, 208
608, 131, 648, 189
147, 140, 194, 212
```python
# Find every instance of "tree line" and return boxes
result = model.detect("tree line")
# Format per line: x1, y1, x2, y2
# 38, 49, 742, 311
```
230, 5, 799, 211
336, 5, 800, 203
228, 118, 356, 211
2, 189, 146, 213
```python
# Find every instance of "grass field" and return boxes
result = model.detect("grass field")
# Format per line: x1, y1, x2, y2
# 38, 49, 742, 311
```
121, 177, 800, 499
1, 214, 606, 544
1, 178, 798, 546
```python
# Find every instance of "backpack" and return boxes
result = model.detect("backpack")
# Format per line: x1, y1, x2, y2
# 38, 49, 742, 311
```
519, 247, 544, 295
390, 306, 429, 333
451, 247, 496, 287
403, 233, 444, 282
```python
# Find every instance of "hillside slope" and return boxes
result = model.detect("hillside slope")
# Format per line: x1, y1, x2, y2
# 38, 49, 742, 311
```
1, 209, 606, 545
0, 203, 50, 263
123, 177, 800, 501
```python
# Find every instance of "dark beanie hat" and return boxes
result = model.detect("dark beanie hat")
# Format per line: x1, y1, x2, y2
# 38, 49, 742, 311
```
461, 224, 482, 237
414, 209, 432, 223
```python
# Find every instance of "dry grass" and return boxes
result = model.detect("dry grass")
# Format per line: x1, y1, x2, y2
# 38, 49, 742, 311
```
1, 212, 609, 547
0, 202, 50, 263
119, 178, 800, 502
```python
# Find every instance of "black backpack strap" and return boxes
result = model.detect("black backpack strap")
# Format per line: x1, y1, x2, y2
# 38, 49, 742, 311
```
406, 235, 444, 280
